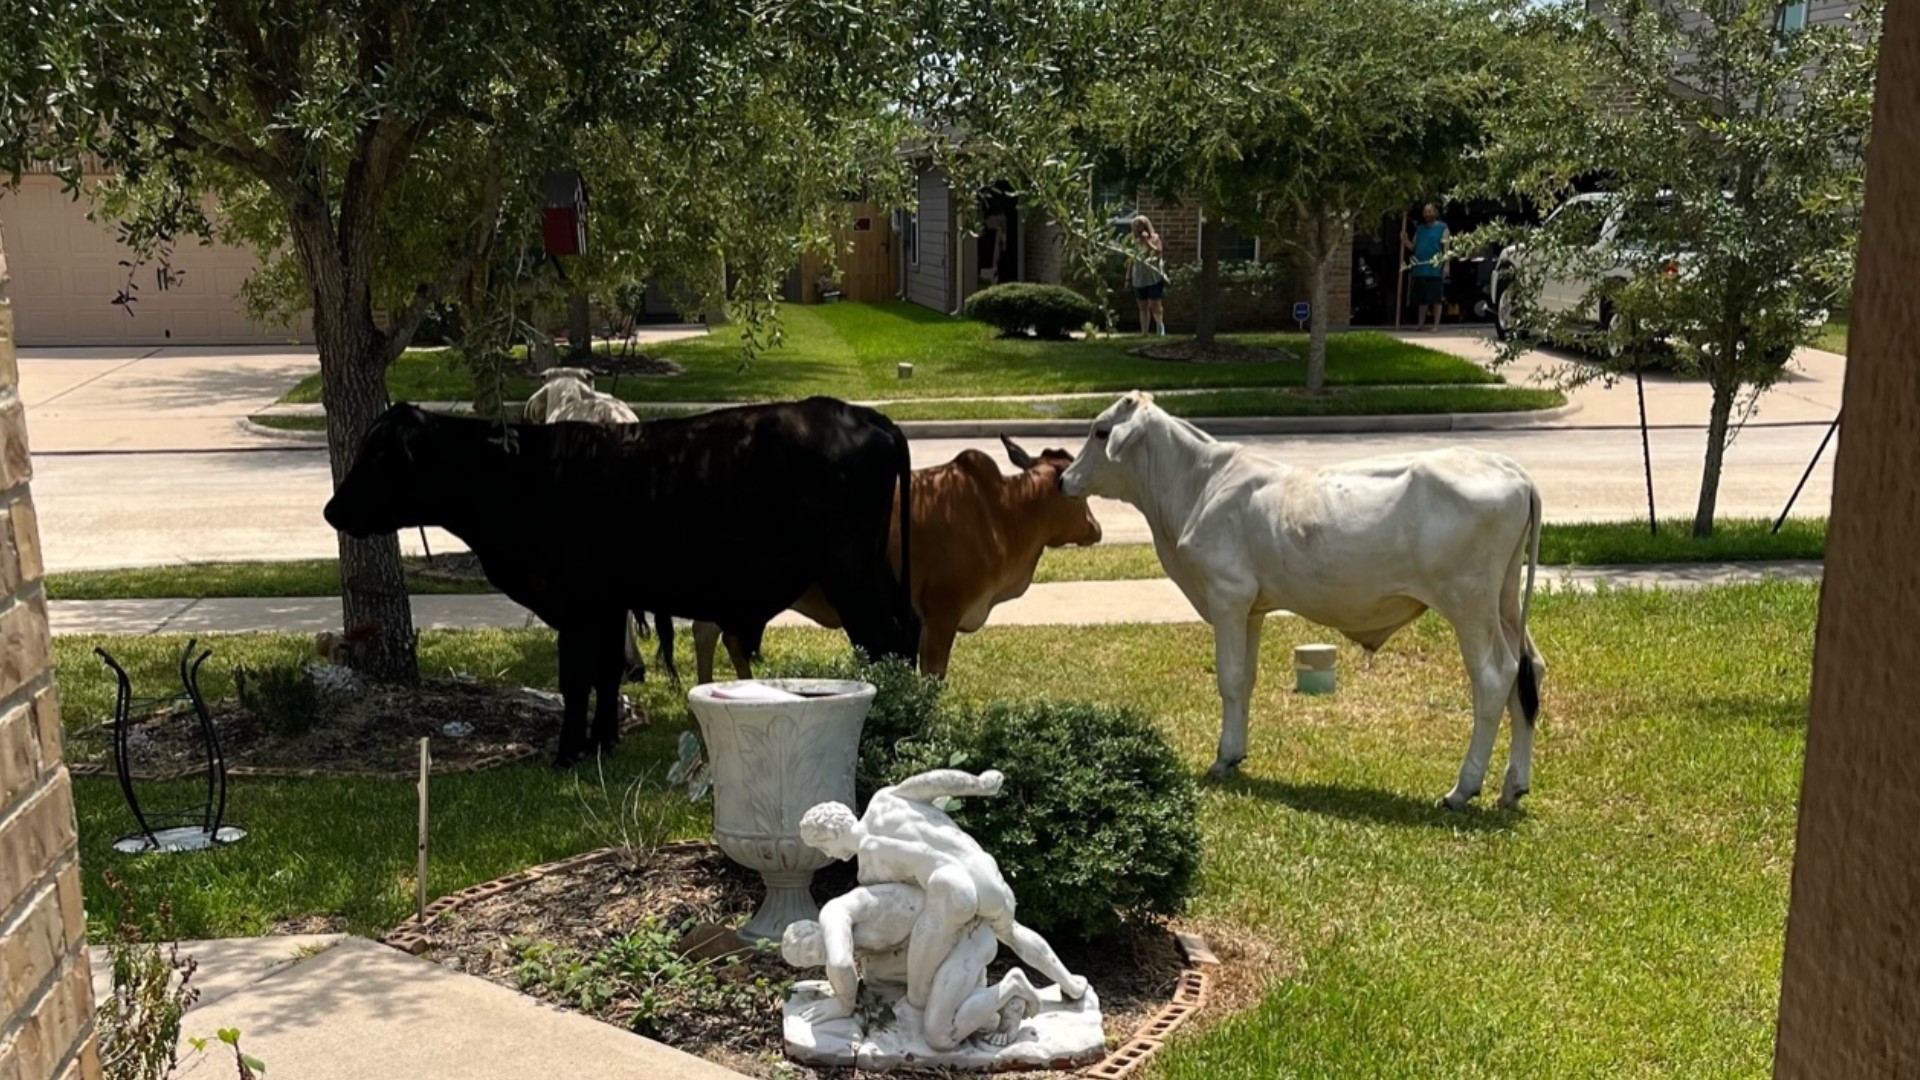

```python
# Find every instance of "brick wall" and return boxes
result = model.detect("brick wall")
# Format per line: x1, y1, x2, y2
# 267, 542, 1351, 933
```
0, 240, 100, 1080
1120, 192, 1354, 331
1021, 212, 1063, 286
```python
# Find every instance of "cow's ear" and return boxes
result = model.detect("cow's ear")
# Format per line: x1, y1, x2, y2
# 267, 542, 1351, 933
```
1106, 413, 1147, 462
1000, 434, 1036, 470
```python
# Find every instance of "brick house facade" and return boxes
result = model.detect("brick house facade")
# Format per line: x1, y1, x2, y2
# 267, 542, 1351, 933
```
1129, 192, 1354, 333
894, 164, 1354, 331
0, 240, 100, 1080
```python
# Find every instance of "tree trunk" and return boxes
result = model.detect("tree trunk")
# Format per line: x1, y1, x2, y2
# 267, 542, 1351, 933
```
567, 289, 591, 359
1306, 242, 1334, 395
530, 299, 557, 370
293, 209, 420, 684
1195, 211, 1222, 347
1693, 376, 1738, 538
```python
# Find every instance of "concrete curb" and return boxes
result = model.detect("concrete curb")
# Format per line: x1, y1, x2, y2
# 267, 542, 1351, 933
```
380, 839, 1219, 1078
897, 401, 1583, 439
238, 402, 1584, 443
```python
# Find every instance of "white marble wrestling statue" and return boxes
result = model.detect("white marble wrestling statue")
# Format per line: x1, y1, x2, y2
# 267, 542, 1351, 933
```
782, 882, 1041, 1050
779, 767, 1105, 1071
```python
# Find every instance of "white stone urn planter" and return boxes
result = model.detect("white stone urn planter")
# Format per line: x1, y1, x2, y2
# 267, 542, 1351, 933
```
686, 679, 875, 941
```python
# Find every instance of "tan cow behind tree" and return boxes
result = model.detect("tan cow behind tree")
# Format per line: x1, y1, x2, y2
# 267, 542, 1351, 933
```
692, 436, 1103, 681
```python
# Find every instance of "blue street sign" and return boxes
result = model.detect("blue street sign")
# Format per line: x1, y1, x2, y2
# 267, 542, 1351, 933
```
1293, 301, 1311, 322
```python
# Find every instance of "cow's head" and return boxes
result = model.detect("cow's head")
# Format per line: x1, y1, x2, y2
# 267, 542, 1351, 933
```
1061, 391, 1157, 499
1000, 435, 1102, 547
323, 403, 450, 537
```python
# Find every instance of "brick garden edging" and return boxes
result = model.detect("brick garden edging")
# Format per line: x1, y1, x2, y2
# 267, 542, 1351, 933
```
69, 709, 648, 782
378, 839, 1219, 1077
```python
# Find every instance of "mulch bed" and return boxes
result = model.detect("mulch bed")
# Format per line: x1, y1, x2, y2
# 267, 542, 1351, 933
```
71, 678, 639, 780
409, 843, 1198, 1079
1132, 341, 1300, 365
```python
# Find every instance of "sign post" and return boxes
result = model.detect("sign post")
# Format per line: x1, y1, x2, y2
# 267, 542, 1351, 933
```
1293, 301, 1311, 332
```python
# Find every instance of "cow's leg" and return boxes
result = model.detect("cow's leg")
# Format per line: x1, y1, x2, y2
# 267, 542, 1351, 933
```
1441, 613, 1517, 810
692, 621, 723, 685
622, 611, 646, 683
730, 624, 764, 679
1500, 629, 1546, 808
590, 610, 627, 753
1206, 608, 1263, 779
919, 616, 961, 679
553, 623, 593, 768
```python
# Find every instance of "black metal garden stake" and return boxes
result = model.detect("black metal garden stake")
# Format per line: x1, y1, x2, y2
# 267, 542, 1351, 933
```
97, 639, 244, 854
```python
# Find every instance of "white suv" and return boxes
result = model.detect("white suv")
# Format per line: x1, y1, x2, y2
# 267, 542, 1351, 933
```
1490, 192, 1825, 364
1490, 192, 1660, 342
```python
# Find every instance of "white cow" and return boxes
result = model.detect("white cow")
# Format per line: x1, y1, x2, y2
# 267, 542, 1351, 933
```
524, 367, 640, 425
1060, 391, 1545, 809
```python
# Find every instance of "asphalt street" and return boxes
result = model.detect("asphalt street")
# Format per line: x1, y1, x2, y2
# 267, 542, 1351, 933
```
29, 425, 1836, 572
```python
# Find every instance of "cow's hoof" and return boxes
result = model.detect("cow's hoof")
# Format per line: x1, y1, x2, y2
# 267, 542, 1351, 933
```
551, 751, 588, 772
1437, 788, 1479, 811
1204, 759, 1243, 781
1498, 787, 1529, 809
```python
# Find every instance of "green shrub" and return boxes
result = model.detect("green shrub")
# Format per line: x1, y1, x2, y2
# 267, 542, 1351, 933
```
963, 283, 1098, 340
232, 663, 322, 738
894, 700, 1202, 943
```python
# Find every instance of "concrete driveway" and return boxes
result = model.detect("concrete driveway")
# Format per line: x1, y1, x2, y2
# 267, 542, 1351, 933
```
1392, 329, 1846, 428
18, 344, 319, 453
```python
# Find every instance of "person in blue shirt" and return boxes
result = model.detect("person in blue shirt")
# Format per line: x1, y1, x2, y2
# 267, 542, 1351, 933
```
1402, 203, 1451, 332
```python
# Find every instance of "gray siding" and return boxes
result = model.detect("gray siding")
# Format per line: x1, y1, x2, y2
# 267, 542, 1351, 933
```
906, 167, 952, 313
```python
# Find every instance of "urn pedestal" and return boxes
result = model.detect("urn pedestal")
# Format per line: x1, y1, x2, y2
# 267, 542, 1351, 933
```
685, 679, 874, 941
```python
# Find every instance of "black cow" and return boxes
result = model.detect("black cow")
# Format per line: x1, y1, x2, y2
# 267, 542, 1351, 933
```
322, 399, 918, 766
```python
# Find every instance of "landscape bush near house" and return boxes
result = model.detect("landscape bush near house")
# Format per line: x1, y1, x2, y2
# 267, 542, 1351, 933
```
963, 282, 1099, 339
893, 700, 1203, 942
1142, 260, 1313, 337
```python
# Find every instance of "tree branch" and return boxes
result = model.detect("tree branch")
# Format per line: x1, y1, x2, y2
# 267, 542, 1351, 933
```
381, 148, 506, 364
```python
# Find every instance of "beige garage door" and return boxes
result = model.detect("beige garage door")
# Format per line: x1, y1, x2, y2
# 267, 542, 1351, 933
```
0, 174, 308, 347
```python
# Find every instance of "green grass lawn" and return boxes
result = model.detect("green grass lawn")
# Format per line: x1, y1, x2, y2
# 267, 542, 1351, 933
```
1814, 312, 1848, 355
44, 518, 1825, 600
276, 302, 1500, 407
67, 582, 1813, 1076
255, 385, 1561, 430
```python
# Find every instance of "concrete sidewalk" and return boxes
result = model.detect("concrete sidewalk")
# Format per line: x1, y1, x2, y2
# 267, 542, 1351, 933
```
48, 562, 1824, 637
88, 936, 749, 1079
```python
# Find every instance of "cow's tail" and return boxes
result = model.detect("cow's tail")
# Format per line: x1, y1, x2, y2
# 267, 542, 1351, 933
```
1515, 481, 1543, 726
892, 421, 918, 663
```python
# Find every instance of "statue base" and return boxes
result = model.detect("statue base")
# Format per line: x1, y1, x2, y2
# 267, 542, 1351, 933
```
783, 981, 1106, 1073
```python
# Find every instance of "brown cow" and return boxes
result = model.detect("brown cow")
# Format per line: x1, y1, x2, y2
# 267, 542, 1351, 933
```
691, 435, 1102, 680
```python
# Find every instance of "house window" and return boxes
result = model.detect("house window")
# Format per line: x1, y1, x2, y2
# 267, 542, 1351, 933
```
1094, 177, 1136, 217
1200, 211, 1260, 262
898, 208, 919, 266
1777, 1, 1808, 34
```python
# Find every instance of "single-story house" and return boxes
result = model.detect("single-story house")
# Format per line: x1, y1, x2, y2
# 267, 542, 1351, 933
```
882, 161, 1356, 332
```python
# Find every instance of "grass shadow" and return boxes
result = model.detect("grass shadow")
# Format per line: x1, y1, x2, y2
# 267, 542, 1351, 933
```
1215, 774, 1523, 833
